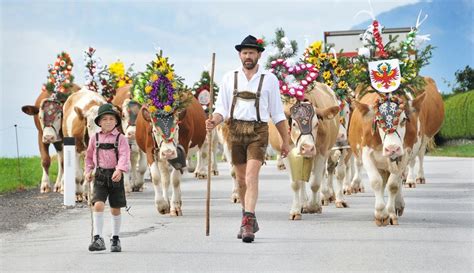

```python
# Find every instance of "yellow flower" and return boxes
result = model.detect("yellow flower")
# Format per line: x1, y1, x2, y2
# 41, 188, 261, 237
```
334, 67, 345, 77
338, 81, 348, 89
172, 82, 177, 89
148, 105, 157, 113
109, 61, 125, 78
318, 53, 327, 61
117, 80, 126, 88
326, 80, 334, 87
323, 71, 332, 80
173, 93, 179, 100
166, 72, 174, 81
151, 73, 159, 82
309, 41, 322, 55
163, 105, 172, 113
145, 85, 152, 94
330, 59, 338, 67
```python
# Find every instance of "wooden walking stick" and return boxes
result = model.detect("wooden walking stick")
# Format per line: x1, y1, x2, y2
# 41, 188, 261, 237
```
206, 53, 216, 236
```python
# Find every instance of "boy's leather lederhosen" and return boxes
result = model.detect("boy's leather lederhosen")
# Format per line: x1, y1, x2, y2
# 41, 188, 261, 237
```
92, 133, 126, 208
226, 71, 269, 165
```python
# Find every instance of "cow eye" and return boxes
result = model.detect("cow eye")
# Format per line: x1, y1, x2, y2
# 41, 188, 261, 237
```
400, 117, 407, 126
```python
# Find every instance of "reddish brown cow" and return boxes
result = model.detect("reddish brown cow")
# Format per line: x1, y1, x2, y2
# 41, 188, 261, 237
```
21, 85, 80, 193
136, 97, 206, 215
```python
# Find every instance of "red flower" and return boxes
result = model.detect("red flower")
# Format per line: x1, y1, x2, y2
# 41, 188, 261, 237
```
256, 39, 264, 45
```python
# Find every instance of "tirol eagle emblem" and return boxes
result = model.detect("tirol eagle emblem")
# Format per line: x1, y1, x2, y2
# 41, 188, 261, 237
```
368, 59, 401, 93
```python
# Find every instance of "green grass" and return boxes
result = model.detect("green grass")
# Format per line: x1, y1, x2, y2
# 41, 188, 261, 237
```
0, 156, 58, 193
428, 144, 474, 157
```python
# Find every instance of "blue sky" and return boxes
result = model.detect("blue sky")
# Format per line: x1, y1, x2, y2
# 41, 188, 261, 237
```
1, 0, 472, 157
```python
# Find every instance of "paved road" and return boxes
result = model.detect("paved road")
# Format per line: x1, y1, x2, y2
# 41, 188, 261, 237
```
1, 156, 473, 273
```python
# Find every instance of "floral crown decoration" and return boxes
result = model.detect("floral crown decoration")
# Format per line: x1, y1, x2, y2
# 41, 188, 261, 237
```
100, 60, 136, 102
192, 70, 219, 111
266, 28, 318, 102
132, 50, 192, 117
42, 51, 75, 103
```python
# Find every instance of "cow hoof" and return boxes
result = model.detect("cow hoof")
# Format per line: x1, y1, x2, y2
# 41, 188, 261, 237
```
335, 201, 349, 208
304, 205, 322, 214
277, 164, 286, 171
53, 185, 61, 193
213, 170, 219, 176
170, 208, 183, 217
405, 182, 416, 188
329, 195, 336, 202
374, 216, 389, 227
197, 173, 207, 180
289, 213, 302, 220
41, 184, 51, 193
231, 193, 240, 203
416, 177, 426, 184
343, 188, 352, 195
76, 195, 83, 203
322, 199, 329, 206
395, 207, 404, 217
156, 200, 170, 215
390, 217, 399, 225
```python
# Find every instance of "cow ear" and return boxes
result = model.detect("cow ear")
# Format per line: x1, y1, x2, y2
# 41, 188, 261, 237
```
21, 105, 39, 116
411, 92, 426, 113
74, 106, 85, 120
141, 107, 151, 122
316, 106, 340, 120
353, 100, 374, 118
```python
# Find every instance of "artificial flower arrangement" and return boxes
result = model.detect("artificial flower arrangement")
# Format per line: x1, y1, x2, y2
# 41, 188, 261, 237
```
192, 70, 219, 111
42, 51, 75, 103
265, 28, 319, 101
100, 60, 135, 102
372, 94, 406, 135
132, 50, 192, 116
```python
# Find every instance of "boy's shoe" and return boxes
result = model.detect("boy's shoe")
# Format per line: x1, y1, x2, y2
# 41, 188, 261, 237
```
110, 236, 121, 252
88, 235, 106, 251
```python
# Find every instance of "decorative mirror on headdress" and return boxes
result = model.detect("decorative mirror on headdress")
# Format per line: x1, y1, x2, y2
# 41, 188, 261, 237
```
290, 102, 315, 135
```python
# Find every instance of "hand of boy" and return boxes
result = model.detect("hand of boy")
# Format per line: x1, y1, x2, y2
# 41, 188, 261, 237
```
85, 171, 93, 182
112, 169, 122, 182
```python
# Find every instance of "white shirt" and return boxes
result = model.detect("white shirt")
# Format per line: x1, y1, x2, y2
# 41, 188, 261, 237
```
214, 65, 286, 124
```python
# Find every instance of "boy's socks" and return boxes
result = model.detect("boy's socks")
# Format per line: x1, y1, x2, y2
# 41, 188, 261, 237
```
112, 214, 121, 237
93, 211, 104, 237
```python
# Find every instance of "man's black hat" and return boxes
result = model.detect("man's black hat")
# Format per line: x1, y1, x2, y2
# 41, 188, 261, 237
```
235, 35, 265, 52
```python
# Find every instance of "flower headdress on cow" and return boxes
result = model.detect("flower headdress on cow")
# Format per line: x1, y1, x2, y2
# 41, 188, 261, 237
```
266, 28, 319, 102
192, 70, 219, 112
42, 51, 75, 103
132, 50, 192, 142
354, 10, 433, 135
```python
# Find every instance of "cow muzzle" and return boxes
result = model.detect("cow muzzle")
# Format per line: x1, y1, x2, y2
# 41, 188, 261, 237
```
383, 145, 403, 159
42, 127, 60, 143
299, 143, 316, 157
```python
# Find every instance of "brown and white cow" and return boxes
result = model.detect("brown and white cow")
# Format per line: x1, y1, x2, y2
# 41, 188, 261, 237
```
269, 82, 340, 220
136, 96, 206, 216
62, 87, 107, 201
349, 90, 426, 226
405, 77, 444, 187
112, 84, 147, 192
21, 84, 81, 193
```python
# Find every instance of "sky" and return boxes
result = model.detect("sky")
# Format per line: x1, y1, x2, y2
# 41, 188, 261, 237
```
1, 0, 472, 157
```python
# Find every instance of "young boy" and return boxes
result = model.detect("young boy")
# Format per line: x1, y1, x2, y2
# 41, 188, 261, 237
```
85, 103, 130, 252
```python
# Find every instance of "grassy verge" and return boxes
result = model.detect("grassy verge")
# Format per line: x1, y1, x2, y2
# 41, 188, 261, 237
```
427, 144, 474, 157
0, 156, 58, 193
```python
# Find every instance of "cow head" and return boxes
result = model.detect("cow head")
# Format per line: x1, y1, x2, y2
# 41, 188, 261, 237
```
142, 107, 179, 160
289, 101, 339, 157
121, 99, 141, 141
354, 92, 425, 161
38, 98, 64, 143
74, 103, 102, 144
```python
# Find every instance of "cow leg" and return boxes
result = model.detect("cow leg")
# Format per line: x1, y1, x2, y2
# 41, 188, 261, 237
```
386, 173, 403, 225
405, 156, 417, 188
334, 155, 348, 208
416, 139, 428, 184
186, 147, 197, 173
150, 161, 170, 214
321, 167, 334, 206
343, 155, 354, 195
222, 142, 240, 203
39, 139, 52, 193
304, 154, 325, 214
195, 145, 208, 180
276, 154, 286, 170
53, 147, 64, 193
350, 155, 364, 193
289, 179, 303, 220
76, 153, 85, 202
211, 133, 219, 176
362, 149, 388, 226
135, 151, 147, 192
169, 168, 183, 216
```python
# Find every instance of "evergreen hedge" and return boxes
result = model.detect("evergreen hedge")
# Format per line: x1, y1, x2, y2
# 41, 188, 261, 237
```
439, 90, 474, 140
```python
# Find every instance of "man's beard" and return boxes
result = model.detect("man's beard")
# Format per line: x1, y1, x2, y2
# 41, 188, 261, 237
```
242, 58, 257, 70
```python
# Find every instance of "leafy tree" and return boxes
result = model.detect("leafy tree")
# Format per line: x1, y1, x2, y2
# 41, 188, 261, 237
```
453, 65, 474, 94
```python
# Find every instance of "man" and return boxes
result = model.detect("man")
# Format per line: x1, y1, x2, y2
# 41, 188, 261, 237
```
206, 35, 290, 243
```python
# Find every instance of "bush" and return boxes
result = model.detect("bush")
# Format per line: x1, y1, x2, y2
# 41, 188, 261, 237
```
439, 90, 474, 140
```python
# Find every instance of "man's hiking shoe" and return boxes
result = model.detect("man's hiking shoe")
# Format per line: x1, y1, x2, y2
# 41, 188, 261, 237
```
240, 212, 258, 243
237, 216, 259, 239
88, 235, 106, 251
110, 236, 121, 252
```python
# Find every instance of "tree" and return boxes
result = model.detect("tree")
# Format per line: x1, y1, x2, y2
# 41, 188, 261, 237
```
453, 65, 474, 94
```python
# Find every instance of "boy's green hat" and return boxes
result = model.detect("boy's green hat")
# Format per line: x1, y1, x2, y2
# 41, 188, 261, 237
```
94, 103, 121, 127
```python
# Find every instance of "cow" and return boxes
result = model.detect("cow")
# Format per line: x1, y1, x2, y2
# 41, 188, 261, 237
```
269, 82, 340, 220
323, 97, 353, 208
189, 129, 219, 179
349, 89, 426, 226
62, 87, 107, 201
112, 84, 147, 192
136, 96, 206, 216
21, 84, 81, 193
405, 77, 444, 187
216, 123, 241, 203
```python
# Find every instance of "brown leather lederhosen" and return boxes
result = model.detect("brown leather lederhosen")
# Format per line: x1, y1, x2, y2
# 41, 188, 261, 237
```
226, 71, 269, 164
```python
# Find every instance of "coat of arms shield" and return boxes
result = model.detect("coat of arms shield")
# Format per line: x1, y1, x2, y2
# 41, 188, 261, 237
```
368, 59, 401, 93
